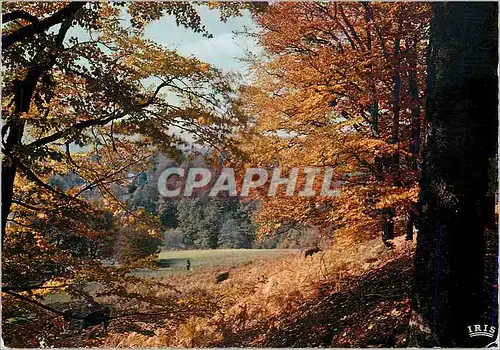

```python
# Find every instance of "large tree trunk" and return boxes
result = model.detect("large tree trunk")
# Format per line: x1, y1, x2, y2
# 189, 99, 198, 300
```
2, 63, 46, 249
1, 76, 36, 248
1, 6, 80, 248
413, 2, 498, 347
2, 137, 21, 249
381, 14, 403, 247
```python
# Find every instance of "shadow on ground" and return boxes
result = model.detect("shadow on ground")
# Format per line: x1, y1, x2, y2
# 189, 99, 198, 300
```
155, 258, 187, 268
220, 253, 415, 348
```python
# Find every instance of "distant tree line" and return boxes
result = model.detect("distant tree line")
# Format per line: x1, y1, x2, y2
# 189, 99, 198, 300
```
50, 153, 321, 254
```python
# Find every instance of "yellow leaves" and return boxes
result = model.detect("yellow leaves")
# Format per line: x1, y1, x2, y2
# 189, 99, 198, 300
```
65, 187, 81, 197
197, 116, 210, 125
374, 186, 419, 210
390, 308, 402, 317
147, 229, 160, 238
207, 1, 221, 10
138, 96, 149, 105
33, 232, 47, 250
37, 212, 48, 220
2, 155, 12, 167
199, 63, 210, 72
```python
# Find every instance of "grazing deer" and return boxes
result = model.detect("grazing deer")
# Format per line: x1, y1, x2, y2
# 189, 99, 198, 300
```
64, 306, 111, 333
302, 246, 321, 257
81, 306, 111, 333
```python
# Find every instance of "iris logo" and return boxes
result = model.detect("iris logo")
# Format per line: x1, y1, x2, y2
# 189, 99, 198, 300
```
467, 324, 496, 339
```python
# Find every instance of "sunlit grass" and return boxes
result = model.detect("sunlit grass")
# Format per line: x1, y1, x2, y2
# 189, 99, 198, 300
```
134, 249, 300, 277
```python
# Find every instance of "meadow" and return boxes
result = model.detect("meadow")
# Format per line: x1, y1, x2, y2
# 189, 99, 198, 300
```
103, 236, 417, 348
134, 249, 301, 277
42, 248, 300, 304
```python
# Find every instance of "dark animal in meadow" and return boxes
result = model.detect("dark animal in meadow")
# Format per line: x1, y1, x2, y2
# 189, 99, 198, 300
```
186, 259, 191, 271
303, 246, 322, 257
215, 271, 229, 283
81, 306, 111, 332
63, 306, 111, 333
13, 292, 184, 336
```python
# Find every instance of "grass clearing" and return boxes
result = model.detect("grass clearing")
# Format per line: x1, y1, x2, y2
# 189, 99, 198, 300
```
103, 236, 417, 348
134, 249, 300, 277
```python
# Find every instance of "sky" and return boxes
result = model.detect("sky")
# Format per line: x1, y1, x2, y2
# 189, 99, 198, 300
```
66, 6, 260, 152
142, 7, 261, 148
144, 7, 260, 77
68, 6, 260, 75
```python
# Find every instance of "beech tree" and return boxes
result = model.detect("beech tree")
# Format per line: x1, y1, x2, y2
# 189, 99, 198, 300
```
235, 2, 430, 245
413, 2, 498, 346
1, 2, 243, 346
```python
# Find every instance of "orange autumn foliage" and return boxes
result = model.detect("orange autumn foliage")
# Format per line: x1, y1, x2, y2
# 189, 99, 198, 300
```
235, 2, 431, 245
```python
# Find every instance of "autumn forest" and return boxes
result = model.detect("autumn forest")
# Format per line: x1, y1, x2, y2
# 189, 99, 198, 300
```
1, 2, 498, 348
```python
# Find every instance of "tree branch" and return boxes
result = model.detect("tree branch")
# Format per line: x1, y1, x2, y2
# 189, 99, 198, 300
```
25, 78, 170, 150
338, 4, 365, 51
3, 290, 67, 318
2, 2, 86, 52
2, 281, 74, 292
11, 199, 42, 211
26, 112, 119, 149
16, 161, 75, 201
2, 10, 40, 25
73, 155, 149, 198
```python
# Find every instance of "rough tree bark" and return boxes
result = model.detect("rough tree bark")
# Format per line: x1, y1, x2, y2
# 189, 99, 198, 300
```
413, 2, 498, 347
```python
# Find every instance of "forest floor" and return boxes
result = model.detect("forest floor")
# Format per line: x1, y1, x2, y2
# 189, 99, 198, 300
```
102, 235, 417, 348
256, 249, 415, 347
5, 236, 417, 348
218, 237, 416, 348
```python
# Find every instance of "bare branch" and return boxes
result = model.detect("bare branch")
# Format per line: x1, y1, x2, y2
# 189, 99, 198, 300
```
3, 290, 67, 317
73, 155, 149, 198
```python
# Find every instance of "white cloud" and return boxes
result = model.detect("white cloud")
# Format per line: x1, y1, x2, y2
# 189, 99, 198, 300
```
178, 33, 247, 72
